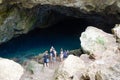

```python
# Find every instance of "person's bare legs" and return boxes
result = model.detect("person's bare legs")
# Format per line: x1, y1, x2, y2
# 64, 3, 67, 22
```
43, 63, 46, 68
47, 62, 49, 67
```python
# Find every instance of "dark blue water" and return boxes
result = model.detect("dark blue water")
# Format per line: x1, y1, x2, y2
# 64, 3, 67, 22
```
0, 17, 85, 61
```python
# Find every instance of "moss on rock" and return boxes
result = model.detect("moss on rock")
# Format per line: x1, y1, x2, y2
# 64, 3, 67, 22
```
0, 4, 36, 43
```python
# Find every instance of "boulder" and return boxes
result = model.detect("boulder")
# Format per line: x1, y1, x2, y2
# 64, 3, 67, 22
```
79, 27, 120, 80
54, 55, 85, 80
55, 26, 120, 80
55, 53, 120, 80
69, 49, 82, 56
80, 26, 118, 57
0, 58, 24, 80
112, 24, 120, 39
80, 53, 120, 80
112, 24, 120, 50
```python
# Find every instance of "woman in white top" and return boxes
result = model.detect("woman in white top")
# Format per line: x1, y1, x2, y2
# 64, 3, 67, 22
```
50, 46, 54, 62
60, 48, 64, 62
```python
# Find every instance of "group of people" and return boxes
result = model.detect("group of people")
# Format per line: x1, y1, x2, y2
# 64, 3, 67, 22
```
59, 48, 69, 62
43, 46, 69, 67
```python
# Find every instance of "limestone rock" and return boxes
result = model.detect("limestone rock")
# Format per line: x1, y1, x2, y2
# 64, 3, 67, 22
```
79, 27, 120, 80
112, 24, 120, 40
80, 26, 118, 57
0, 0, 2, 4
55, 53, 120, 80
1, 0, 118, 12
55, 47, 120, 80
21, 60, 59, 80
55, 27, 120, 80
0, 0, 119, 44
69, 49, 82, 56
0, 58, 24, 80
112, 24, 120, 54
0, 6, 36, 43
55, 51, 120, 80
80, 54, 94, 65
55, 55, 85, 80
80, 52, 120, 80
2, 0, 120, 15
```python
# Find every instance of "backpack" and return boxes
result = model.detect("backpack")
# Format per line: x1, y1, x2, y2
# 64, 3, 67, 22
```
51, 50, 55, 57
63, 51, 67, 58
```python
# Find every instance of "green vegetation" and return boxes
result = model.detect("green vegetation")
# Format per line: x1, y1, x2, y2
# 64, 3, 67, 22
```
0, 9, 10, 25
96, 36, 105, 45
15, 8, 37, 33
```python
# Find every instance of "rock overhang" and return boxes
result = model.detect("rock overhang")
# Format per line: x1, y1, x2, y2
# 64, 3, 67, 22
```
0, 0, 120, 43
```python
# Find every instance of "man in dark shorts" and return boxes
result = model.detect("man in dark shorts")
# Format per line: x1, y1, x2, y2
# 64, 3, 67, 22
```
43, 51, 49, 67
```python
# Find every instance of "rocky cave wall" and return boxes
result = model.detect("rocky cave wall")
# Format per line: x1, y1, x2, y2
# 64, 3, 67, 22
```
0, 0, 120, 44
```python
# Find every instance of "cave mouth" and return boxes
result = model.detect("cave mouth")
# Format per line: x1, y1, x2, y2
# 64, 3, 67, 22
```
0, 17, 83, 61
0, 13, 116, 62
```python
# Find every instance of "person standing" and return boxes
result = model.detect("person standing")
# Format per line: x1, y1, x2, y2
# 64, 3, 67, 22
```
60, 48, 64, 62
53, 49, 57, 62
63, 50, 68, 59
49, 46, 57, 67
43, 51, 49, 67
50, 46, 54, 63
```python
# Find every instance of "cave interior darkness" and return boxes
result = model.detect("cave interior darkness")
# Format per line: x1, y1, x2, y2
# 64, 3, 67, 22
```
36, 14, 116, 36
0, 9, 118, 61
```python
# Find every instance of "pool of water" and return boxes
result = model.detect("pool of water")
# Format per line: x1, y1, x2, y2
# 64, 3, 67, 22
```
0, 17, 89, 62
0, 18, 82, 61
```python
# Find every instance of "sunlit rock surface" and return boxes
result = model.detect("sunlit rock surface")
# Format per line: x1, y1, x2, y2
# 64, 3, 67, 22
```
55, 55, 85, 80
55, 27, 120, 80
112, 24, 120, 39
80, 26, 118, 57
112, 24, 120, 54
21, 60, 60, 80
1, 0, 119, 12
0, 58, 24, 80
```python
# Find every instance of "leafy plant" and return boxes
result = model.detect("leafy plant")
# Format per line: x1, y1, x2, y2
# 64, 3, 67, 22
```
96, 36, 105, 45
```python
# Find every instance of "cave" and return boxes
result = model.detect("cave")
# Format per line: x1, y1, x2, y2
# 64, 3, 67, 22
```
0, 5, 119, 61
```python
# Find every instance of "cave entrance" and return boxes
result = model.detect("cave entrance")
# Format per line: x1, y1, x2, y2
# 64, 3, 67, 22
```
0, 14, 116, 61
0, 17, 84, 61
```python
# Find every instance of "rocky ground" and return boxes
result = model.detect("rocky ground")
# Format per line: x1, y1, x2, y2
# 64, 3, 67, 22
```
20, 58, 61, 80
19, 48, 82, 80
